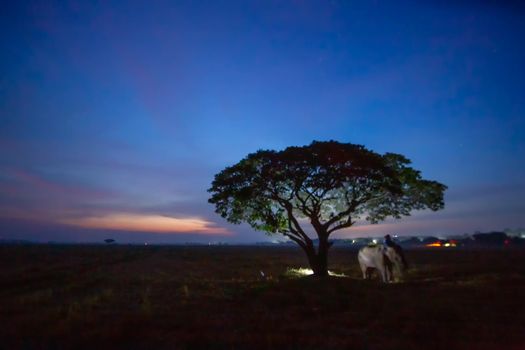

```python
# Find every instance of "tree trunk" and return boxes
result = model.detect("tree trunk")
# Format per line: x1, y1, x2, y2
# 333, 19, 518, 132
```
304, 237, 330, 277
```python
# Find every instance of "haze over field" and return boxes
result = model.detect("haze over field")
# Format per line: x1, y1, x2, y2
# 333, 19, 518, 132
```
1, 1, 525, 243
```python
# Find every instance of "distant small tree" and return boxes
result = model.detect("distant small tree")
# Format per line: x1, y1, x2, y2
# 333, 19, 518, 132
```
208, 141, 446, 276
104, 239, 115, 244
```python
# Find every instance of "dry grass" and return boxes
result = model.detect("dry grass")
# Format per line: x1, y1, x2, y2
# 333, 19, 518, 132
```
0, 245, 524, 349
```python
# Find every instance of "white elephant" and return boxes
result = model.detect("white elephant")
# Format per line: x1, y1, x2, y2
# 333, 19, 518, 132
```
358, 245, 406, 283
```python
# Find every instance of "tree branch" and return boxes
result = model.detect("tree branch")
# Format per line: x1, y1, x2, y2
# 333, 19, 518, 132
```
284, 202, 313, 246
327, 216, 354, 234
282, 232, 306, 249
269, 192, 313, 246
294, 191, 314, 216
322, 197, 359, 230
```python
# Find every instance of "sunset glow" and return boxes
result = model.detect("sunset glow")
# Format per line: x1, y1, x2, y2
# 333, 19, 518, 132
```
62, 214, 230, 235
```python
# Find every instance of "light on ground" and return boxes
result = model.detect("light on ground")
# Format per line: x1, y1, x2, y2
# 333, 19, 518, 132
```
284, 268, 346, 277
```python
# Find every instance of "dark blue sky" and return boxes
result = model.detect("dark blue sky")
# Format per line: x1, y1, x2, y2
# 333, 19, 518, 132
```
1, 1, 524, 243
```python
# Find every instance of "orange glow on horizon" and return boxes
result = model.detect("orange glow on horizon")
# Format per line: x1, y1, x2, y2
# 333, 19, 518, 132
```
61, 213, 231, 235
426, 241, 457, 248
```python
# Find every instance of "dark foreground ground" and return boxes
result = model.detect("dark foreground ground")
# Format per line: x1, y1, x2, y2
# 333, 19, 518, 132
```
1, 245, 524, 350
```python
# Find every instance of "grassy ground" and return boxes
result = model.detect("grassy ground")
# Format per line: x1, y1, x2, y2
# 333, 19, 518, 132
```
0, 245, 524, 349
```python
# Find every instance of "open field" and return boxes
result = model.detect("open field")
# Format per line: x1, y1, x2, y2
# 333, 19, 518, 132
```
1, 245, 524, 349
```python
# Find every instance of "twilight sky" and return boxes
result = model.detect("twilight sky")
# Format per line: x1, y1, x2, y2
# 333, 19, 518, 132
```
1, 1, 524, 243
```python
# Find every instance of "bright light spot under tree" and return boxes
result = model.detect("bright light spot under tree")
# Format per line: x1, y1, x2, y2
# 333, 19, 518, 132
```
284, 268, 346, 278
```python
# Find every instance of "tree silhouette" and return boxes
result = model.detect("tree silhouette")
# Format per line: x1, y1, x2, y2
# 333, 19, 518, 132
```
208, 141, 446, 276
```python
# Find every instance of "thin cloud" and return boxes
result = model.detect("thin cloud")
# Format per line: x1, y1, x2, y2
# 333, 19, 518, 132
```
61, 213, 231, 235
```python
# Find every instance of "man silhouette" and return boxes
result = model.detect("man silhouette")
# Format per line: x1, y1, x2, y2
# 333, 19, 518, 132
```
383, 234, 408, 269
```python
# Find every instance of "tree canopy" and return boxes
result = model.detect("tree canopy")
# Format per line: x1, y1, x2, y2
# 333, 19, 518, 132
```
208, 141, 446, 276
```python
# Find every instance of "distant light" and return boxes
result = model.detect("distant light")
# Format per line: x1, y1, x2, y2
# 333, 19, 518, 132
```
144, 242, 148, 246
426, 241, 456, 248
352, 239, 356, 244
372, 239, 377, 244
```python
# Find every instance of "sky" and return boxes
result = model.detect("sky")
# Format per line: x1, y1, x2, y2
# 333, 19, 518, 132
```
1, 1, 525, 243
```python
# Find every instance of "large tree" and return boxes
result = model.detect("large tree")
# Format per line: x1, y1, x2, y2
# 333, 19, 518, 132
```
208, 141, 446, 276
